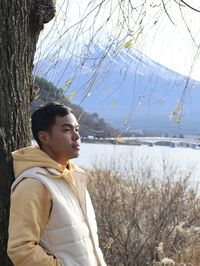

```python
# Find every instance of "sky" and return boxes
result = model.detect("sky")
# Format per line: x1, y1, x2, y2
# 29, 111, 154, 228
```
36, 0, 200, 81
140, 0, 200, 81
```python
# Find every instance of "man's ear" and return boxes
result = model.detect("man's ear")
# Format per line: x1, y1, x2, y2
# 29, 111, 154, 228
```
38, 131, 49, 146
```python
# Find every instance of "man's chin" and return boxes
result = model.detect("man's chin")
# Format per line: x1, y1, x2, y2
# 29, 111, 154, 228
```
72, 151, 80, 159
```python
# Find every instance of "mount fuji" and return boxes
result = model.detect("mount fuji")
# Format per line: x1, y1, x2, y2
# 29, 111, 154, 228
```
35, 45, 200, 135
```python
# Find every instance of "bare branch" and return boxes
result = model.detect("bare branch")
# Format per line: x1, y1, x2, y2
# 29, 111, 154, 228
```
180, 0, 200, 12
161, 0, 175, 25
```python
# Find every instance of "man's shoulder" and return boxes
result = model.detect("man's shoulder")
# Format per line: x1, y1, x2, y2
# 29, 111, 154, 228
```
13, 175, 50, 196
12, 167, 47, 188
18, 166, 47, 176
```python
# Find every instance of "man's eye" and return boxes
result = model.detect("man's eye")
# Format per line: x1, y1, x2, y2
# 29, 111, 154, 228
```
63, 128, 71, 132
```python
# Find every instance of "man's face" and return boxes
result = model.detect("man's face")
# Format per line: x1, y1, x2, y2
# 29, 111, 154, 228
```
40, 113, 80, 162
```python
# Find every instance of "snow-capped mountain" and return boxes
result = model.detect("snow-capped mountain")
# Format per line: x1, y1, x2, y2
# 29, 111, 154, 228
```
34, 45, 200, 135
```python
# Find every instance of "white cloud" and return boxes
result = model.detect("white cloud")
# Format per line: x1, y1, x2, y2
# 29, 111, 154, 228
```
36, 0, 200, 81
138, 1, 200, 80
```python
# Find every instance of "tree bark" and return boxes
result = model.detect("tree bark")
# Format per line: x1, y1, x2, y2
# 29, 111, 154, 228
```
0, 1, 55, 265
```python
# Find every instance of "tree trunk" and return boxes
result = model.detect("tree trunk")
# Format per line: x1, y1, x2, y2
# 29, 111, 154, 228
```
0, 1, 55, 264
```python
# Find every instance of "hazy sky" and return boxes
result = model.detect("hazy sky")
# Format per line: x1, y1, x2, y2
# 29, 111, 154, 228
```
36, 0, 200, 81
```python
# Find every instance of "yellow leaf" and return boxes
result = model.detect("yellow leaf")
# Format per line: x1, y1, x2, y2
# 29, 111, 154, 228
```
124, 40, 133, 49
66, 91, 77, 101
176, 105, 183, 124
77, 111, 84, 122
169, 103, 183, 124
169, 112, 175, 120
63, 79, 72, 88
123, 117, 129, 125
134, 26, 144, 43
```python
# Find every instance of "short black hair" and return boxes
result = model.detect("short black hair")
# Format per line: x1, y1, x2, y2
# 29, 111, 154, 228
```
31, 102, 72, 147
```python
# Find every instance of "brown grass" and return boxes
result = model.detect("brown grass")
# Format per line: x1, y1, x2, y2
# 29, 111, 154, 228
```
86, 159, 200, 266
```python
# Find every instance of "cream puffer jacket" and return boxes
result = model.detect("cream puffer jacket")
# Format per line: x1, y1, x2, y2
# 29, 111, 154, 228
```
11, 166, 106, 266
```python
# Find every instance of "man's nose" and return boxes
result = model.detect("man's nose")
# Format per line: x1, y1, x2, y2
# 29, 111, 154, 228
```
72, 130, 80, 140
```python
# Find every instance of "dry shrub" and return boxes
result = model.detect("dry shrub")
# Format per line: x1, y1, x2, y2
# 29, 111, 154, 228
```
87, 158, 200, 266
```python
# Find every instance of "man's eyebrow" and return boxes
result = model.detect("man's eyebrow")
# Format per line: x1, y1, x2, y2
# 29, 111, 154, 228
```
61, 123, 79, 128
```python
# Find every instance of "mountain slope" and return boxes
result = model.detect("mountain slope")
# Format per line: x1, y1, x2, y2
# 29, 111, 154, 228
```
32, 77, 119, 138
34, 46, 200, 135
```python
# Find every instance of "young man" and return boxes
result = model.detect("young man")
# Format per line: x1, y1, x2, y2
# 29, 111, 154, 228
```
7, 102, 106, 266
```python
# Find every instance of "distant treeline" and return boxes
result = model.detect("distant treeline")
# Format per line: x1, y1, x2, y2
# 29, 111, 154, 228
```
32, 76, 119, 138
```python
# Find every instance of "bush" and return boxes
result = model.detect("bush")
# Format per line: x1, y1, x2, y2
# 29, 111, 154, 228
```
87, 159, 200, 266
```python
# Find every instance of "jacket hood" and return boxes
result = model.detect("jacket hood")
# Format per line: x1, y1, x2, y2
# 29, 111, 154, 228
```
12, 145, 77, 178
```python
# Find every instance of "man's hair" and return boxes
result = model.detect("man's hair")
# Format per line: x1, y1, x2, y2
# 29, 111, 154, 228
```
31, 102, 72, 147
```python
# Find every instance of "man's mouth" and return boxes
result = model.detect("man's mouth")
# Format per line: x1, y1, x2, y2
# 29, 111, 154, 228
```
72, 144, 80, 150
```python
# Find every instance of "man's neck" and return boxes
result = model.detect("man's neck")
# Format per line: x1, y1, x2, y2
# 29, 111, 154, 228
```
41, 146, 69, 166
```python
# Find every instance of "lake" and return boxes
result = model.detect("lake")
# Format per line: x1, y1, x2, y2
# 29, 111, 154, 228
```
73, 143, 200, 187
